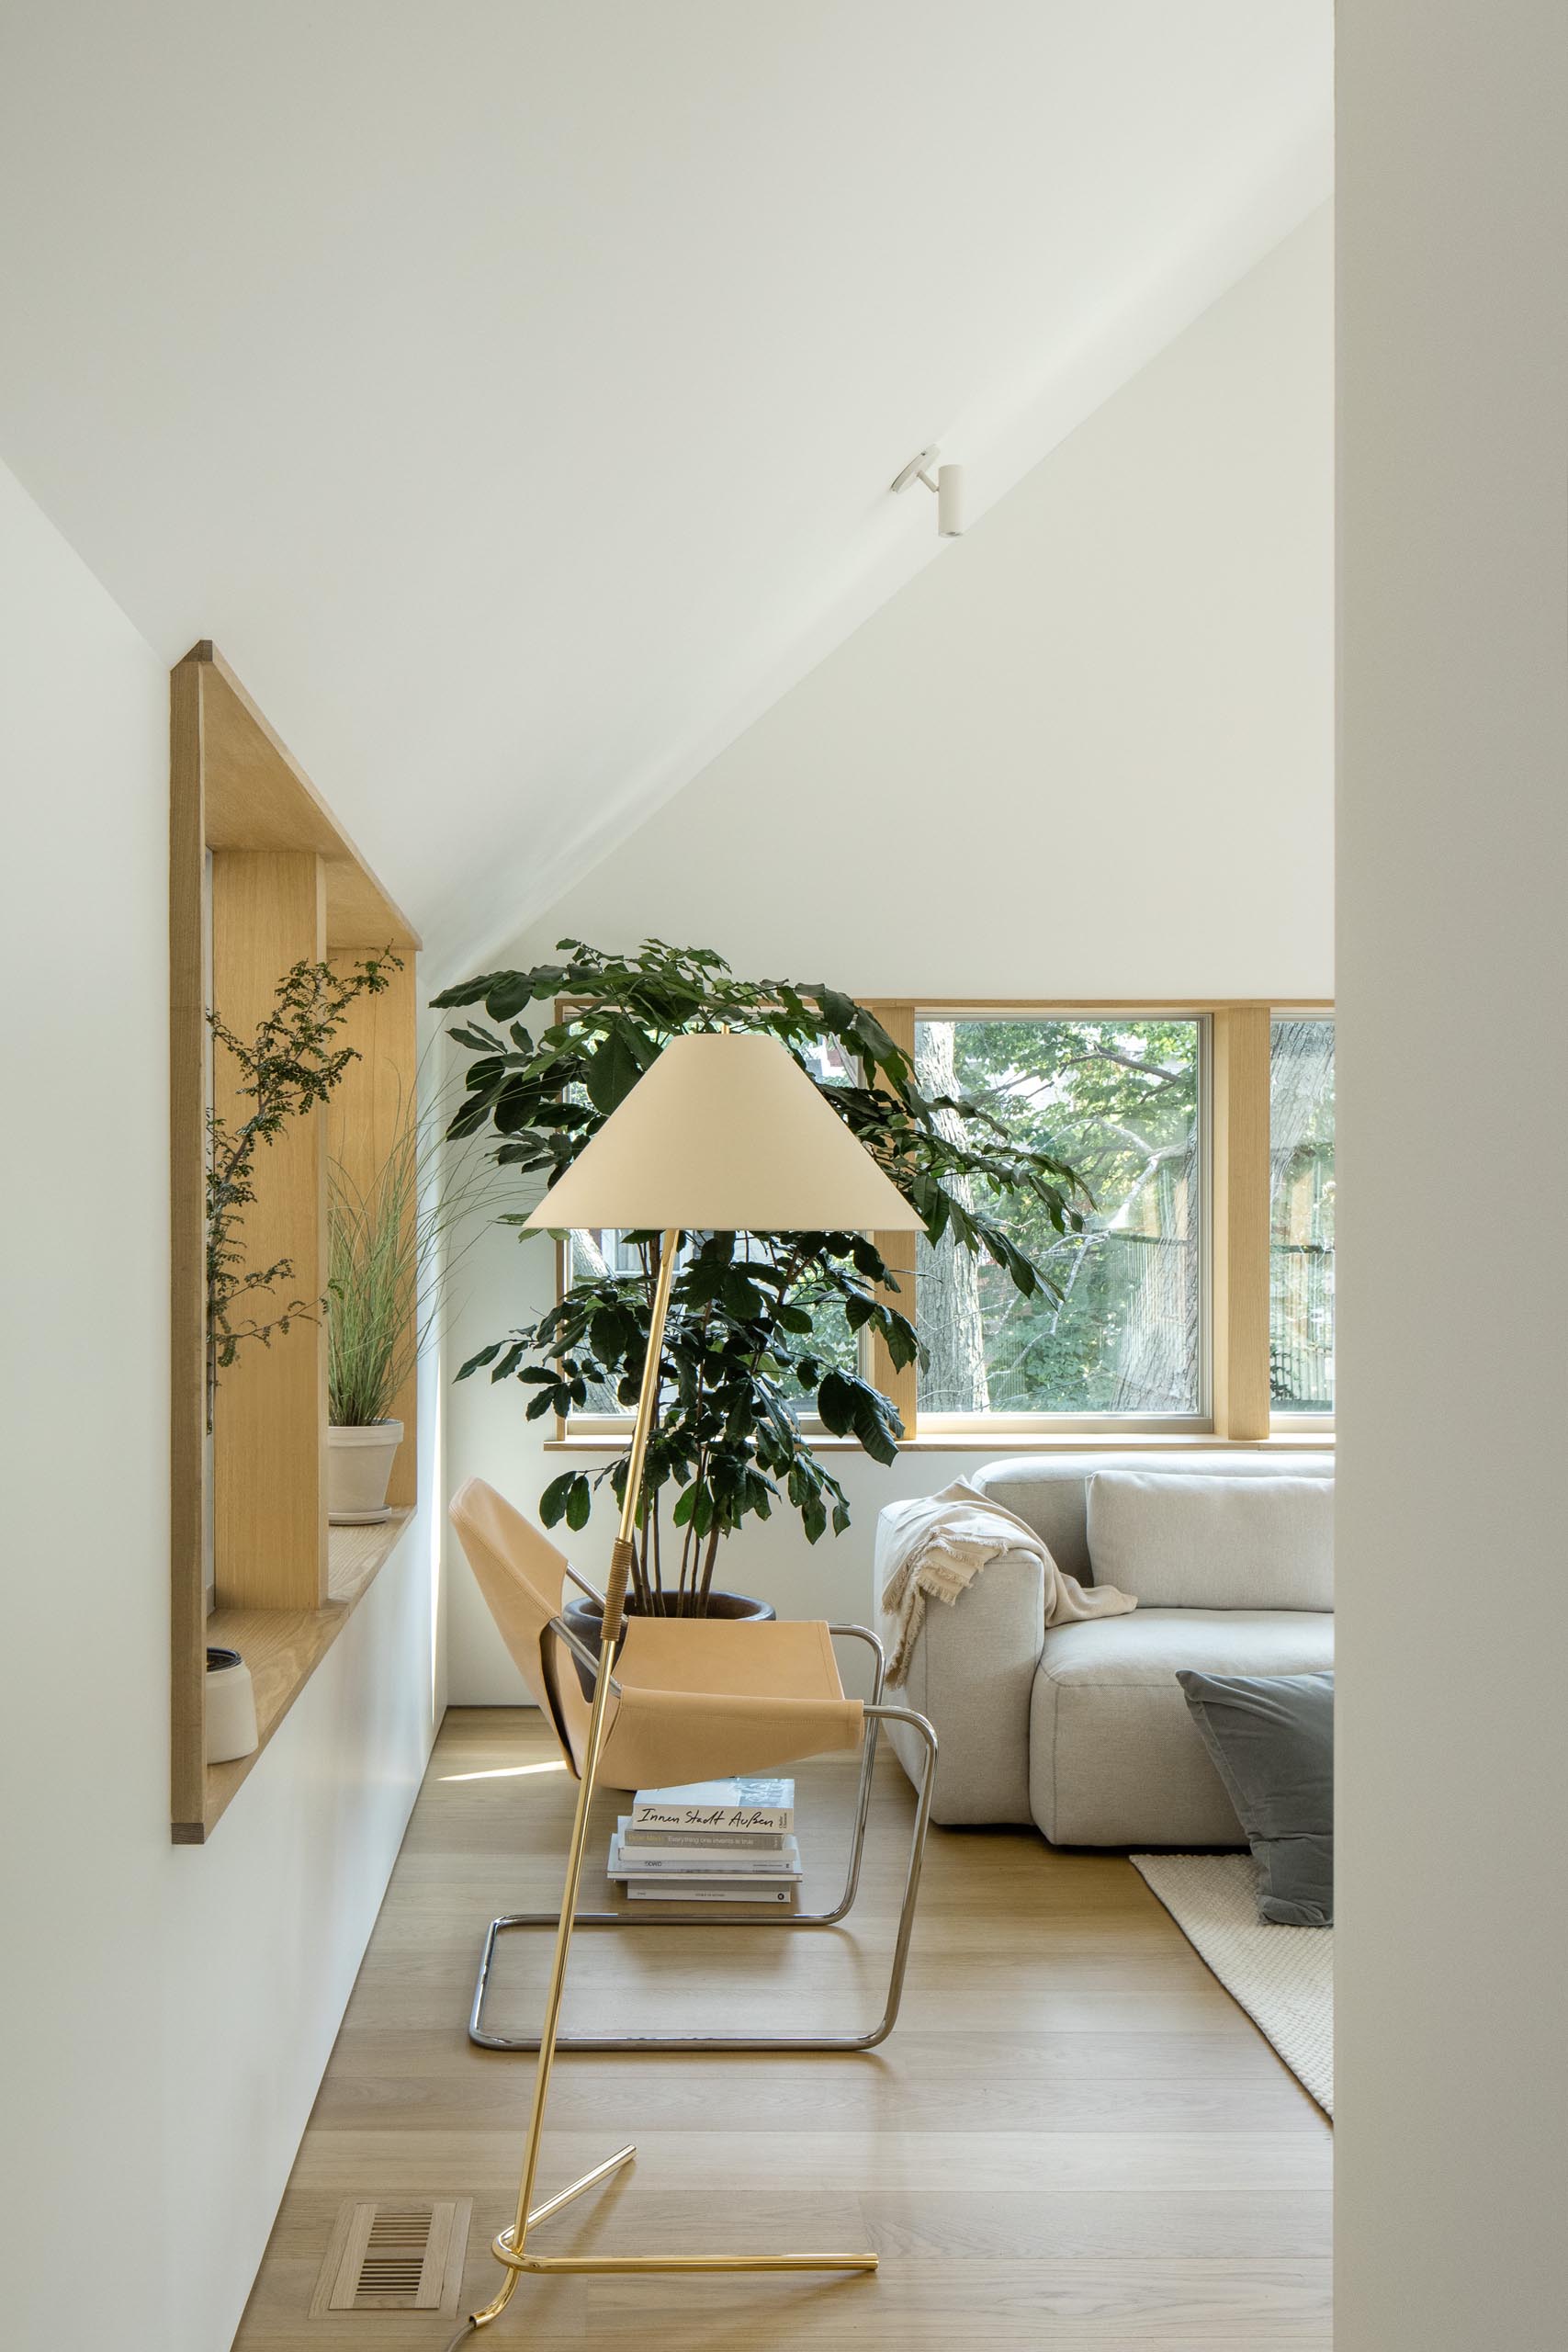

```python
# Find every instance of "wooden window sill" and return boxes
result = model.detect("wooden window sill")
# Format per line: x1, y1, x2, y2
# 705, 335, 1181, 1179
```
543, 1430, 1334, 1454
175, 1510, 414, 1845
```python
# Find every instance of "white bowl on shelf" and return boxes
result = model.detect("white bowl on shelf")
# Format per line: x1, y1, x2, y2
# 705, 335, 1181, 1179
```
206, 1646, 258, 1763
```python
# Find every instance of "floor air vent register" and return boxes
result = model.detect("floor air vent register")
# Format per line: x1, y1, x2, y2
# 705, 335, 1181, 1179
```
310, 2199, 472, 2315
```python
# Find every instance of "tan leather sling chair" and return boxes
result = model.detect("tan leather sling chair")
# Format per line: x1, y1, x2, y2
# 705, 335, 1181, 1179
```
449, 1475, 938, 2052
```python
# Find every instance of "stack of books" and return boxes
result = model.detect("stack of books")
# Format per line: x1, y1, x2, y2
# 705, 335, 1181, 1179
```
607, 1776, 799, 1905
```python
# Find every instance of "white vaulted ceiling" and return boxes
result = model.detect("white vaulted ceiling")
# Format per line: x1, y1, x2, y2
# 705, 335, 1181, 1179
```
0, 3, 1330, 969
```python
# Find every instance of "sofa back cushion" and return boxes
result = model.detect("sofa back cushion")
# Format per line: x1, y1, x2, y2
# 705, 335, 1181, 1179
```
1086, 1471, 1334, 1609
972, 1451, 1333, 1584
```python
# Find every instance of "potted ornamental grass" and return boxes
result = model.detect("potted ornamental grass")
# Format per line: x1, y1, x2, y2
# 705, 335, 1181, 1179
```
326, 1081, 503, 1520
325, 1141, 412, 1519
436, 938, 1092, 1623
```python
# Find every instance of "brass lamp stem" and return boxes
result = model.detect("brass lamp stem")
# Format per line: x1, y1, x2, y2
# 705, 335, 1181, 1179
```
604, 1227, 680, 1643
470, 1227, 682, 2326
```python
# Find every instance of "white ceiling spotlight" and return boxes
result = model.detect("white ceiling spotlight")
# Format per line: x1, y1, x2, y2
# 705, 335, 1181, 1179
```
890, 446, 966, 537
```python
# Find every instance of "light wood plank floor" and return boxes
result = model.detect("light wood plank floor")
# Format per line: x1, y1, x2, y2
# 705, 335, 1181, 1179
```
233, 1708, 1331, 2348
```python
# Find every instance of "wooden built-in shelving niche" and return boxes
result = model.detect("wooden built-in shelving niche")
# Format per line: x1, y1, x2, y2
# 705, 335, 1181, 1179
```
170, 644, 422, 1842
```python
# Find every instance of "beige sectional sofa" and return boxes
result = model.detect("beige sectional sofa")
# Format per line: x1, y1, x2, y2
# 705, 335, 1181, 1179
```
875, 1451, 1334, 1846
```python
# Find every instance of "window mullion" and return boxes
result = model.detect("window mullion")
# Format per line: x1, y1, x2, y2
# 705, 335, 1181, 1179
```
1211, 1006, 1272, 1438
865, 1001, 919, 1440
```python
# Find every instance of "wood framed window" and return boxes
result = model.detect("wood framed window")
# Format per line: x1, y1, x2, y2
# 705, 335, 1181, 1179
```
542, 996, 1332, 1453
873, 1001, 1331, 1445
902, 1005, 1211, 1432
170, 645, 421, 1842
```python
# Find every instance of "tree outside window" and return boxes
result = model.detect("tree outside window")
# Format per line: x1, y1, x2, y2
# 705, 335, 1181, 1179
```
1269, 1018, 1335, 1415
915, 1017, 1202, 1416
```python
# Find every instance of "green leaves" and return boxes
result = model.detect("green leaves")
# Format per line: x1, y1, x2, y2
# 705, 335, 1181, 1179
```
540, 1471, 592, 1532
720, 1267, 766, 1322
583, 1018, 655, 1114
816, 1370, 903, 1464
482, 973, 538, 1022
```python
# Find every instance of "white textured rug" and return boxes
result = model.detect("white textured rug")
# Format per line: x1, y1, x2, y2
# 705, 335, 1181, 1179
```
1131, 1852, 1334, 2115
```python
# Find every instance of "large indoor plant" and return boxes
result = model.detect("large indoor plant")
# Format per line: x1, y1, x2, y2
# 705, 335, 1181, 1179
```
436, 939, 1089, 1619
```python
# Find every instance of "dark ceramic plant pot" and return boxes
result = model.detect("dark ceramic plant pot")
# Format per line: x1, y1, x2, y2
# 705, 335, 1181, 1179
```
559, 1587, 775, 1702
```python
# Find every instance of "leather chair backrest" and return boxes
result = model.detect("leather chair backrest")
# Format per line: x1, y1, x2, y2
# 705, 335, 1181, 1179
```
448, 1476, 578, 1756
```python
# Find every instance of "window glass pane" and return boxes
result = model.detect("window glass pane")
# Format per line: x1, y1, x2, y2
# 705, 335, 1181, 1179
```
1269, 1018, 1335, 1415
915, 1018, 1202, 1416
565, 1227, 655, 1410
784, 1035, 858, 1392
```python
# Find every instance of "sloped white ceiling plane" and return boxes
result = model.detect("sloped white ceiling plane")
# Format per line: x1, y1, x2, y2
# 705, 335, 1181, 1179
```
0, 3, 1331, 970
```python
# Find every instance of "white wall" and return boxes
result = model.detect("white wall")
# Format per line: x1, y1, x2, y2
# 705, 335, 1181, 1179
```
0, 459, 444, 2352
505, 205, 1333, 1003
446, 210, 1334, 1700
1336, 7, 1568, 2348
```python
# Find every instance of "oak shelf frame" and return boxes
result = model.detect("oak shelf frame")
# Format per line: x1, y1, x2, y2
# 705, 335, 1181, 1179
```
211, 848, 331, 1610
171, 642, 422, 1844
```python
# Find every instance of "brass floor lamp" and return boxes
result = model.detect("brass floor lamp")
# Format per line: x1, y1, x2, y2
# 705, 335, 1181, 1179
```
454, 1032, 926, 2335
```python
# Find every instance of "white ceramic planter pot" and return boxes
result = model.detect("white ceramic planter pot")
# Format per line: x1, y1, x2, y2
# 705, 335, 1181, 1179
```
206, 1645, 258, 1763
327, 1419, 404, 1521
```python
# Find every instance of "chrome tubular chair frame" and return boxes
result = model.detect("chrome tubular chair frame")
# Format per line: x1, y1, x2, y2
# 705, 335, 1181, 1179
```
468, 1620, 939, 2054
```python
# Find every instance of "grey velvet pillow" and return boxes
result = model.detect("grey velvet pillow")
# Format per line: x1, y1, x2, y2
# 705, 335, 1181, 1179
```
1178, 1669, 1334, 1926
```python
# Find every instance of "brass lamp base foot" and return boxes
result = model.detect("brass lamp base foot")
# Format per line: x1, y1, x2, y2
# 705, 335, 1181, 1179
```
469, 2141, 874, 2324
505, 2139, 640, 2246
502, 2250, 878, 2277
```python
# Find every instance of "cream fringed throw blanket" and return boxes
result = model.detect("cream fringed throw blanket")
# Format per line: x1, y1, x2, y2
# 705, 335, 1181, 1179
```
877, 1477, 1136, 1684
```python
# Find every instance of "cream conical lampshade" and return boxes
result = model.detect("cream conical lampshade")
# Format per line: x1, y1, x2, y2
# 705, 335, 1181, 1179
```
523, 1031, 922, 1234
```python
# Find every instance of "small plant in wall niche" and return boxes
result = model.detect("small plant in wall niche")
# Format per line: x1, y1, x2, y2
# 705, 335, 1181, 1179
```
324, 1080, 505, 1521
205, 951, 398, 1427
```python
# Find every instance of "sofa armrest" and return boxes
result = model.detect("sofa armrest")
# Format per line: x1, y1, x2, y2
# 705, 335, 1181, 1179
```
875, 1516, 1043, 1826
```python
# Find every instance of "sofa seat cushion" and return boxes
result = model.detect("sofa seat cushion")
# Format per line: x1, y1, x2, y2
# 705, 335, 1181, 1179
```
1029, 1609, 1334, 1847
1039, 1608, 1335, 1687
